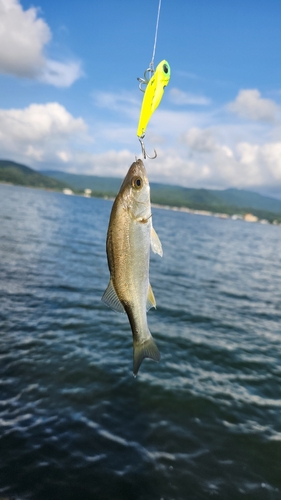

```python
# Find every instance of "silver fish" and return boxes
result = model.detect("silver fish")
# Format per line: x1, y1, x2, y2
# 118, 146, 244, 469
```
102, 159, 163, 376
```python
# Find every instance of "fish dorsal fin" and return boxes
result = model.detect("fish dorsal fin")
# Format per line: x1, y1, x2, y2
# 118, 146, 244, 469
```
151, 226, 163, 257
147, 283, 156, 311
102, 279, 125, 313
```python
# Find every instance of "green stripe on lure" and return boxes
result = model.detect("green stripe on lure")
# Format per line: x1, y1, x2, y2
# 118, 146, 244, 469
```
137, 60, 170, 139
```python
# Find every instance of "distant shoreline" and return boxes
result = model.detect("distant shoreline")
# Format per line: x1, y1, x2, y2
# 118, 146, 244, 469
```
150, 203, 280, 226
1, 181, 280, 226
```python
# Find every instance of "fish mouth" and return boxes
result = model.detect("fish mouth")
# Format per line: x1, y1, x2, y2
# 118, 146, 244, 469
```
129, 159, 148, 182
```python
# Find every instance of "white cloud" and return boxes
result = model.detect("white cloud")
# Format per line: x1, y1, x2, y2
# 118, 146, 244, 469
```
0, 102, 87, 164
92, 90, 140, 121
93, 90, 139, 110
174, 131, 281, 190
227, 89, 280, 122
0, 0, 50, 76
181, 127, 217, 152
33, 149, 135, 178
39, 60, 83, 88
91, 89, 211, 145
57, 151, 72, 163
2, 84, 281, 194
25, 144, 44, 161
77, 137, 281, 193
175, 71, 199, 80
237, 141, 281, 181
147, 108, 209, 139
72, 149, 134, 177
0, 0, 82, 86
169, 88, 211, 106
86, 91, 281, 190
0, 102, 86, 140
66, 149, 200, 185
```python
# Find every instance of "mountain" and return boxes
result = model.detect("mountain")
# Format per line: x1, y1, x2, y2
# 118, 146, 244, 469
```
42, 169, 281, 220
212, 188, 281, 214
42, 170, 122, 196
1, 160, 281, 222
0, 160, 68, 190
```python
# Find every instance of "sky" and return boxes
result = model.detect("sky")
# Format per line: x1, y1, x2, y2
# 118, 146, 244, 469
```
1, 0, 281, 196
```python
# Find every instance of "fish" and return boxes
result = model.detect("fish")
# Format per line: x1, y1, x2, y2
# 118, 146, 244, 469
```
102, 159, 163, 376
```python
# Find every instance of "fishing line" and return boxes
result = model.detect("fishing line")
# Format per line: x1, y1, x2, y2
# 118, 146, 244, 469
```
150, 0, 162, 72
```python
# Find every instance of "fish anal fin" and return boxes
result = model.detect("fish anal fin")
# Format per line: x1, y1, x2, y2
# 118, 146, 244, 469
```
133, 336, 160, 376
146, 283, 156, 311
151, 226, 163, 257
101, 279, 125, 313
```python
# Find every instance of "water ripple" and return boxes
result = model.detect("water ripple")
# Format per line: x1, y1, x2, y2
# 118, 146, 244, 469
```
0, 185, 281, 499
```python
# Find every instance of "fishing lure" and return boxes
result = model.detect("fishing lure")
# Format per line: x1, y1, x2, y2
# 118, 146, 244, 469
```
136, 0, 170, 159
137, 59, 171, 140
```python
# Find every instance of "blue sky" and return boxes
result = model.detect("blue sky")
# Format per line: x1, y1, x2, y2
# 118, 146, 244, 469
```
1, 0, 281, 196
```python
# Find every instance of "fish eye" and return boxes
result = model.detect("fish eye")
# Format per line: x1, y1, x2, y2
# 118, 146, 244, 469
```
163, 63, 168, 74
132, 176, 143, 189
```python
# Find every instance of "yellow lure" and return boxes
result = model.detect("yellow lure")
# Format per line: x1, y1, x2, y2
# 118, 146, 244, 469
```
137, 60, 171, 138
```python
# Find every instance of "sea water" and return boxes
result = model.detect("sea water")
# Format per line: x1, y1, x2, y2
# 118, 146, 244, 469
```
0, 183, 281, 500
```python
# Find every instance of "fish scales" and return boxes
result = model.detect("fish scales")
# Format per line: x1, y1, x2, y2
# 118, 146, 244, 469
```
102, 159, 163, 376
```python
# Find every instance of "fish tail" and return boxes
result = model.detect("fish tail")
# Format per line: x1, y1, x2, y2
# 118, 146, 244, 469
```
133, 336, 160, 377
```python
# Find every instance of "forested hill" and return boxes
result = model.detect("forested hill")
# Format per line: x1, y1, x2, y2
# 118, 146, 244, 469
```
0, 160, 67, 190
1, 160, 281, 222
42, 170, 123, 197
43, 169, 281, 219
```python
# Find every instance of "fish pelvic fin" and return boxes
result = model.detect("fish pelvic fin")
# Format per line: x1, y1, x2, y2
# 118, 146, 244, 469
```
133, 336, 160, 377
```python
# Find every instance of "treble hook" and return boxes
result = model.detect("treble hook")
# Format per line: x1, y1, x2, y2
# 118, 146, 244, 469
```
137, 66, 154, 93
139, 136, 157, 160
137, 65, 157, 159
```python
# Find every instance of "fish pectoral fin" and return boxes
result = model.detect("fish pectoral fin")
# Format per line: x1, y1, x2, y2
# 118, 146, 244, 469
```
147, 283, 156, 311
151, 226, 163, 257
101, 279, 125, 313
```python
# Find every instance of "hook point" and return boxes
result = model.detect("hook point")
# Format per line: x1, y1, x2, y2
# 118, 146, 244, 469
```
138, 137, 157, 160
